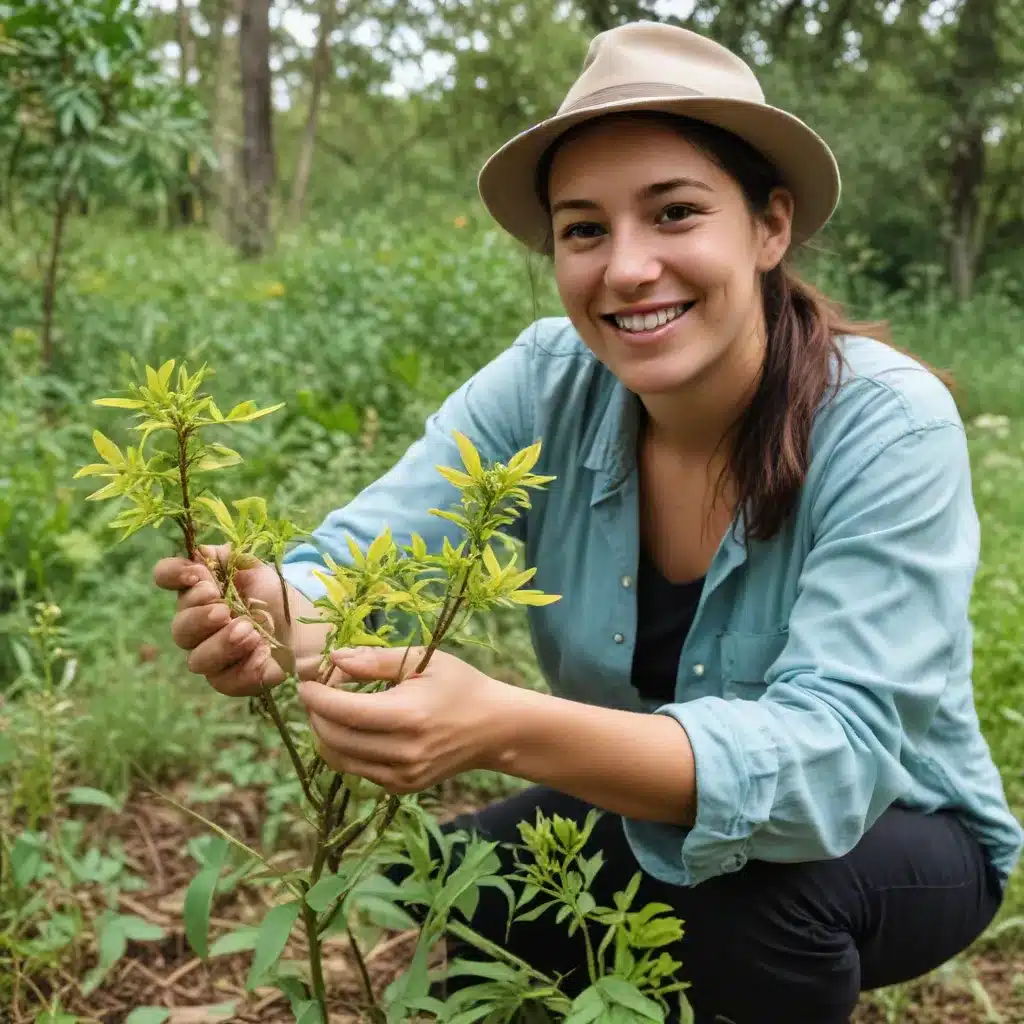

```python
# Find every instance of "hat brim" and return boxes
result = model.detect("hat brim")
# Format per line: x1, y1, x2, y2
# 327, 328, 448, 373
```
477, 95, 841, 254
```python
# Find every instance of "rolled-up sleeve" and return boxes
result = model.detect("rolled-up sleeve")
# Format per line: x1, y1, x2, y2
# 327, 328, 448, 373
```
624, 418, 981, 886
281, 327, 537, 600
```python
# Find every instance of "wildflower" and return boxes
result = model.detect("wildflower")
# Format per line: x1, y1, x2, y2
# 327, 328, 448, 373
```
453, 215, 468, 228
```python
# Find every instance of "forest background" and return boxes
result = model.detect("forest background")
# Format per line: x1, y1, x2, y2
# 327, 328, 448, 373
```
1, 0, 1023, 1020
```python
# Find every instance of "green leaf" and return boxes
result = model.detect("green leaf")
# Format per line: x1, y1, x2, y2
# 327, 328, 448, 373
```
245, 900, 302, 989
294, 1002, 323, 1024
11, 834, 44, 889
66, 786, 121, 812
183, 837, 230, 959
305, 871, 350, 913
597, 977, 664, 1020
119, 916, 166, 942
124, 1009, 170, 1024
208, 927, 260, 957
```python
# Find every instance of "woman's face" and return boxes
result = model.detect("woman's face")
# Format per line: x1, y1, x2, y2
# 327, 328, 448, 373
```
547, 117, 793, 398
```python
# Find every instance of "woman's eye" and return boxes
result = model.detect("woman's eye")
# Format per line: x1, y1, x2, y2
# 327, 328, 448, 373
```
561, 221, 604, 240
660, 204, 695, 224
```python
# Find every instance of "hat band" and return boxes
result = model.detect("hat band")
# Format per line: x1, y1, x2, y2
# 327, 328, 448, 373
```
559, 81, 702, 115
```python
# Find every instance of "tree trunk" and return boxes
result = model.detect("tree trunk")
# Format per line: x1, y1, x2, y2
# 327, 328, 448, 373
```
945, 0, 1000, 301
207, 0, 240, 242
288, 0, 338, 225
41, 192, 71, 371
948, 122, 985, 303
176, 0, 197, 225
238, 0, 275, 258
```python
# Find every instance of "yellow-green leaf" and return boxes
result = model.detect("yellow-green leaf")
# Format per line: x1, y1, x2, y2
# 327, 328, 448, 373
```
86, 480, 125, 502
345, 535, 366, 568
436, 465, 475, 489
482, 544, 502, 579
93, 397, 146, 410
226, 401, 285, 422
366, 528, 393, 566
157, 359, 175, 389
73, 463, 117, 479
507, 440, 542, 476
92, 430, 125, 467
409, 533, 427, 560
453, 431, 483, 478
196, 495, 235, 534
208, 400, 224, 421
507, 590, 562, 607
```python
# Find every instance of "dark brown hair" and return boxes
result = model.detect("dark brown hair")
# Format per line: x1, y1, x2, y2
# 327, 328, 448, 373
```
534, 111, 944, 542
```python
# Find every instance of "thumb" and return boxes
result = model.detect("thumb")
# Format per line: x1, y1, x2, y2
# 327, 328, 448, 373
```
329, 645, 424, 683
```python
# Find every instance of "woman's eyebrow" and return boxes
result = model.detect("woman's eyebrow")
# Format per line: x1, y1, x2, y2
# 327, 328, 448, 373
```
551, 177, 713, 216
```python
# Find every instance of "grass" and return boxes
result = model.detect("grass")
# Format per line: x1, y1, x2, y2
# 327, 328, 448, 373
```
1, 212, 1022, 1019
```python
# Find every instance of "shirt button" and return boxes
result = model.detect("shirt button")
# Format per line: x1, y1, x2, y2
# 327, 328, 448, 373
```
613, 632, 625, 644
693, 663, 705, 677
621, 575, 633, 589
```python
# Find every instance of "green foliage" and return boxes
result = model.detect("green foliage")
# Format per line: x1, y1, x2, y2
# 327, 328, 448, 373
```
71, 354, 691, 1021
0, 0, 211, 216
0, 210, 1021, 1016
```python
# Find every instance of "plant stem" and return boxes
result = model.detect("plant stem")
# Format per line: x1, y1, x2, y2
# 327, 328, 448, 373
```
274, 559, 292, 626
301, 902, 329, 1019
175, 425, 197, 561
259, 685, 321, 811
348, 924, 378, 1013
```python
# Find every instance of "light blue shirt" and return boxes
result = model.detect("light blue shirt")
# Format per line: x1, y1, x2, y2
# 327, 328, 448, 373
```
282, 316, 1023, 890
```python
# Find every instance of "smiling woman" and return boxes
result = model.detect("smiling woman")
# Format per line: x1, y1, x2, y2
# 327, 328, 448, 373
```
155, 19, 1023, 1024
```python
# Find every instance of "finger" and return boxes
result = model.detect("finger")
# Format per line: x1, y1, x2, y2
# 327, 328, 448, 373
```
177, 579, 224, 612
171, 602, 232, 650
298, 680, 399, 732
308, 711, 407, 765
315, 739, 394, 788
208, 642, 279, 697
153, 556, 215, 592
329, 646, 424, 683
295, 654, 353, 686
187, 617, 264, 678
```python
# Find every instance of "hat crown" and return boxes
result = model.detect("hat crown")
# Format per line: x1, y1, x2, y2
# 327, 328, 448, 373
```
559, 21, 764, 115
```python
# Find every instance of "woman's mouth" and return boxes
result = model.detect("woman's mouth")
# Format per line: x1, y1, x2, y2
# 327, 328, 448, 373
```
601, 301, 696, 341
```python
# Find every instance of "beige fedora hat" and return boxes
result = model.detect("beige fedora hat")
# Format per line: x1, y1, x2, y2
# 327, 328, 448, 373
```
477, 21, 840, 253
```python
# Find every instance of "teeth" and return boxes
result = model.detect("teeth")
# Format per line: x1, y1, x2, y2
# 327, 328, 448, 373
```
613, 303, 690, 333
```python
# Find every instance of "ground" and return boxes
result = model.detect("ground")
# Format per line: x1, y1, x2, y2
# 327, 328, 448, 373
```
11, 782, 1021, 1024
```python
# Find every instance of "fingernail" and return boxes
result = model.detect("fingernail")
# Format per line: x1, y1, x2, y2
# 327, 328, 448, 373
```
230, 619, 253, 642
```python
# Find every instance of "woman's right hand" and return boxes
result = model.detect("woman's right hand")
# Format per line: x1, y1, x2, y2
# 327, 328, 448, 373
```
153, 544, 290, 696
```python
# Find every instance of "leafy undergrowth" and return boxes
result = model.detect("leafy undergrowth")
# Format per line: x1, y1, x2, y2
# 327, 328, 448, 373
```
6, 777, 1022, 1024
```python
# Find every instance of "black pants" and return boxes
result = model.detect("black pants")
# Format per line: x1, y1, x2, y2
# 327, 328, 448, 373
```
394, 785, 1003, 1024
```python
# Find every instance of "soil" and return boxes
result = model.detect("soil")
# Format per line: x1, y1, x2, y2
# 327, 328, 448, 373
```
7, 783, 1023, 1024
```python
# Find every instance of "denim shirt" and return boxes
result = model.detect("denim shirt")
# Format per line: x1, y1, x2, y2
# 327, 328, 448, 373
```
282, 316, 1023, 890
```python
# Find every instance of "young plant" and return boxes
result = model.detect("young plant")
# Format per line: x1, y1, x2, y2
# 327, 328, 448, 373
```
78, 360, 689, 1022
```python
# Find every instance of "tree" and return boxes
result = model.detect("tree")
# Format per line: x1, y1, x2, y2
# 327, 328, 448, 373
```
238, 0, 275, 257
0, 0, 210, 367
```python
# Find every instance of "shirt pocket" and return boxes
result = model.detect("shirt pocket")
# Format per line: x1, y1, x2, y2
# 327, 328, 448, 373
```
719, 629, 789, 701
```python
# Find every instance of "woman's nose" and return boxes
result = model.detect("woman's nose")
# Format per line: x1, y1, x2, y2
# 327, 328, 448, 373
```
603, 232, 662, 293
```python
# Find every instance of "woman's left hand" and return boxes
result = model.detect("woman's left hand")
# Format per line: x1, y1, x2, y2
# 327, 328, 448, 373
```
297, 646, 510, 795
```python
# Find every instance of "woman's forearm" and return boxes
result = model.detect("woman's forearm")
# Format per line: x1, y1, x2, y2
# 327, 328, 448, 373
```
487, 685, 698, 827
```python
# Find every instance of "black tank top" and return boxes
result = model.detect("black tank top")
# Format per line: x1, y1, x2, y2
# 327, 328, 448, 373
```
630, 544, 705, 703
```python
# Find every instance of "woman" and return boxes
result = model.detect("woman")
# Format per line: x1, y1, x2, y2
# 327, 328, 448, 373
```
155, 21, 1022, 1023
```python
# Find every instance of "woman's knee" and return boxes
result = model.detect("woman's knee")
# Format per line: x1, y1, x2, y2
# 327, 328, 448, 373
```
676, 867, 861, 1024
